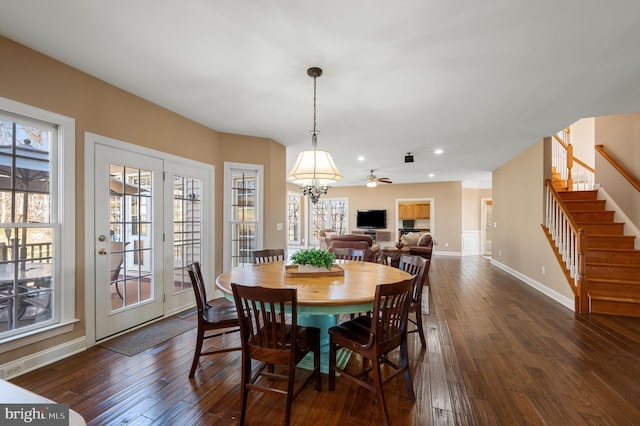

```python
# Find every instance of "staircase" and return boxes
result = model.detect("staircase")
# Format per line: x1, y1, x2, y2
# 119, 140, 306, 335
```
557, 189, 640, 316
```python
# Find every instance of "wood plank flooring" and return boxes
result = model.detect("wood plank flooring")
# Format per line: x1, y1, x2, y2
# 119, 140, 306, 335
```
11, 256, 640, 425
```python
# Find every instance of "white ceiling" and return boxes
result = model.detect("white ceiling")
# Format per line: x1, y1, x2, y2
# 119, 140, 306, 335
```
2, 1, 640, 188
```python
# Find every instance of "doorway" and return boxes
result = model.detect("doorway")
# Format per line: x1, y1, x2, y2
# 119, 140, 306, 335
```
93, 144, 164, 340
85, 133, 214, 344
481, 198, 492, 257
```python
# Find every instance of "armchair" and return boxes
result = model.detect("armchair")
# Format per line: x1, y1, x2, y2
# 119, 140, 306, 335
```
395, 232, 435, 262
328, 234, 381, 263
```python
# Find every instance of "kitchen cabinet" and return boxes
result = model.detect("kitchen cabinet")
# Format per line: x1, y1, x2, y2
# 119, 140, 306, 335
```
398, 203, 430, 219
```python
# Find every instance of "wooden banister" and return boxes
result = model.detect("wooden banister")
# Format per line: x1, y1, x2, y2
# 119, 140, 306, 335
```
544, 179, 588, 311
595, 144, 640, 192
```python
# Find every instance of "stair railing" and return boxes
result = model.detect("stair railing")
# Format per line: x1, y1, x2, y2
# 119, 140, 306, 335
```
595, 144, 640, 192
553, 130, 595, 191
545, 179, 587, 306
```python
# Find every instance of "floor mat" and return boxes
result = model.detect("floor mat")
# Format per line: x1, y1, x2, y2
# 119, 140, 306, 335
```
99, 317, 196, 356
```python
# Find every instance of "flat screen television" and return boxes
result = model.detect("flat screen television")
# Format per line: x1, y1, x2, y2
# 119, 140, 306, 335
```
356, 209, 387, 229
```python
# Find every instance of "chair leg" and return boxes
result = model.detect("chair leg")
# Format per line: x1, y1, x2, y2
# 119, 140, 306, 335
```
328, 338, 336, 391
284, 363, 296, 426
189, 326, 205, 378
314, 340, 321, 391
371, 356, 390, 426
415, 306, 426, 348
114, 282, 123, 299
240, 353, 251, 426
400, 339, 415, 401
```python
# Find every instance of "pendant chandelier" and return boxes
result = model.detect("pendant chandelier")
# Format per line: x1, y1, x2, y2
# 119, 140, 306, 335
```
288, 67, 342, 204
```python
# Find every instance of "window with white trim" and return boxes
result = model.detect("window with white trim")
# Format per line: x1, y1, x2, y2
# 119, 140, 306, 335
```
0, 98, 74, 345
287, 192, 301, 245
223, 162, 263, 270
310, 198, 348, 244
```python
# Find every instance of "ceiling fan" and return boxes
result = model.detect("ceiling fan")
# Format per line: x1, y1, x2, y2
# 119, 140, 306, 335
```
365, 170, 392, 187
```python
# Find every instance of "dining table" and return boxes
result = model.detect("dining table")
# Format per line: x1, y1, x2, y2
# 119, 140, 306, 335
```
215, 259, 412, 373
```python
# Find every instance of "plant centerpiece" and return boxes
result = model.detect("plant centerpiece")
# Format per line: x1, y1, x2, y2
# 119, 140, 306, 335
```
290, 248, 336, 272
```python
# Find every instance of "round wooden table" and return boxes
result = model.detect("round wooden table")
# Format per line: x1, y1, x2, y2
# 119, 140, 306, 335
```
215, 260, 412, 314
216, 260, 412, 372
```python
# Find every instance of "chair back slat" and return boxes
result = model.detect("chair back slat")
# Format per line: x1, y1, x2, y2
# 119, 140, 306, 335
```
232, 284, 297, 358
398, 255, 428, 303
333, 248, 365, 261
252, 249, 286, 264
370, 278, 414, 346
187, 262, 209, 319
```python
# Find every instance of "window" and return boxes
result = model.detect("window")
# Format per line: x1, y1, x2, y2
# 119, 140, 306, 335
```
310, 198, 348, 244
172, 175, 202, 293
224, 163, 263, 270
287, 192, 301, 245
0, 98, 75, 345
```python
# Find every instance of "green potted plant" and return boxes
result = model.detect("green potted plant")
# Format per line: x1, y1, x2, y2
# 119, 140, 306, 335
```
290, 248, 336, 272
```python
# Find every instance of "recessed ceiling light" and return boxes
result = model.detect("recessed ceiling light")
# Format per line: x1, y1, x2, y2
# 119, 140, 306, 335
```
357, 156, 365, 161
428, 173, 435, 178
434, 149, 443, 155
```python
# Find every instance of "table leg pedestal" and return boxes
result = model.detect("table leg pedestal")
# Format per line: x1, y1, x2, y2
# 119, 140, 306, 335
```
297, 314, 350, 374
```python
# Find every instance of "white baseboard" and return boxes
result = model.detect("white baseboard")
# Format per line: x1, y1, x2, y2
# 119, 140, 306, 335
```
491, 259, 574, 311
0, 337, 87, 380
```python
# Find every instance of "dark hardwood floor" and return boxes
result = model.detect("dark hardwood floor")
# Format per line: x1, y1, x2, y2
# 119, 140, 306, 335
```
11, 256, 640, 425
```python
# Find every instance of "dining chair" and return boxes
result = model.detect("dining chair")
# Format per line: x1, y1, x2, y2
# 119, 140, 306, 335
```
186, 262, 241, 378
398, 254, 429, 347
328, 278, 415, 426
231, 283, 321, 426
333, 247, 365, 261
252, 248, 286, 264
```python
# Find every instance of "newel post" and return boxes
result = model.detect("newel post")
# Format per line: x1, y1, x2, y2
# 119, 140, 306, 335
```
577, 228, 588, 313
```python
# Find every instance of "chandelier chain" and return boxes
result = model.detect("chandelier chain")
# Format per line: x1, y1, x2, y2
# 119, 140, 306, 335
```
312, 75, 317, 134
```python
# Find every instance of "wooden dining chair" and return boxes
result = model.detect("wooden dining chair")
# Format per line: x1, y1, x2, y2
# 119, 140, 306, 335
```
398, 254, 429, 347
333, 247, 365, 261
231, 283, 321, 426
252, 248, 286, 264
328, 278, 415, 426
186, 262, 241, 378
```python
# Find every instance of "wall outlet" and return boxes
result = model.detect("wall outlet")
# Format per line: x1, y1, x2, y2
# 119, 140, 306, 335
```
498, 249, 502, 257
444, 242, 449, 247
2, 361, 24, 378
541, 266, 546, 275
276, 222, 283, 231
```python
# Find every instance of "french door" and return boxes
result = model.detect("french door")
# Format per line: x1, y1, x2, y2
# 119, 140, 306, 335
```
94, 144, 164, 340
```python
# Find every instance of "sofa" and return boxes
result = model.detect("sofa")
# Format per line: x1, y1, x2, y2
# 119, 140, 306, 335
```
328, 234, 381, 263
395, 232, 435, 261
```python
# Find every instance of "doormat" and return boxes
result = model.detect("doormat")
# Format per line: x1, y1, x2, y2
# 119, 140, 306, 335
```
99, 317, 196, 356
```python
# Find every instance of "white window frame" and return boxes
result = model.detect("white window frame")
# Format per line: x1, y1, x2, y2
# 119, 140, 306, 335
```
0, 97, 76, 352
309, 197, 349, 246
287, 191, 302, 246
223, 162, 263, 271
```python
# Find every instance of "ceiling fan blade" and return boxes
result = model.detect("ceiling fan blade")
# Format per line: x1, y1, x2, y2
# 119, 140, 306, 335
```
376, 177, 392, 183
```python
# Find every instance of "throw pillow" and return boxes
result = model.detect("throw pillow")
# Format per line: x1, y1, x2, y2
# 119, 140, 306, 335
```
417, 233, 433, 247
400, 232, 423, 246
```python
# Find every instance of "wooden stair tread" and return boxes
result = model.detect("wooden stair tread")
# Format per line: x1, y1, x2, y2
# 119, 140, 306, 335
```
588, 294, 640, 304
587, 277, 640, 286
588, 247, 640, 251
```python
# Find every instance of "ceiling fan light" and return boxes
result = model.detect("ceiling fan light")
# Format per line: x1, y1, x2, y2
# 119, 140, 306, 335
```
366, 180, 377, 188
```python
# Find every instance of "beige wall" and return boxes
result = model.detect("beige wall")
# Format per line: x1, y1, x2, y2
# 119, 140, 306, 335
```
0, 36, 287, 362
295, 181, 473, 252
462, 188, 492, 230
594, 113, 640, 226
493, 139, 573, 300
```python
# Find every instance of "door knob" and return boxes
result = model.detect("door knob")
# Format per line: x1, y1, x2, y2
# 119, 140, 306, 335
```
98, 248, 107, 255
